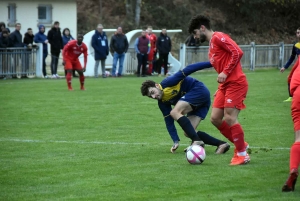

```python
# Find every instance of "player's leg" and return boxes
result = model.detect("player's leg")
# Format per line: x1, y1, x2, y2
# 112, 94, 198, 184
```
136, 54, 142, 77
170, 101, 203, 145
147, 50, 154, 75
283, 87, 300, 192
64, 59, 73, 90
185, 115, 229, 153
118, 53, 125, 77
223, 83, 249, 165
101, 59, 106, 78
211, 89, 234, 142
73, 60, 85, 90
94, 60, 100, 78
111, 52, 118, 77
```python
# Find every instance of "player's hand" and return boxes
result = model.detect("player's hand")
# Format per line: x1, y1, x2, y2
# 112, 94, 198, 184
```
280, 67, 285, 73
217, 72, 227, 83
83, 67, 86, 72
170, 142, 179, 153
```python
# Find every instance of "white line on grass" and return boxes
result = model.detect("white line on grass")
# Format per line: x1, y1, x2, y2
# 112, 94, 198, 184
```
0, 138, 290, 150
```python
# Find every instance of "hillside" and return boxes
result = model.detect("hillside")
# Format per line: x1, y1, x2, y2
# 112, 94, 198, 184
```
77, 0, 300, 45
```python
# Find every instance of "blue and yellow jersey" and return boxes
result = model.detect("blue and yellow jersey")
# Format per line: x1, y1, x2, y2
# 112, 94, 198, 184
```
157, 61, 212, 143
284, 42, 300, 69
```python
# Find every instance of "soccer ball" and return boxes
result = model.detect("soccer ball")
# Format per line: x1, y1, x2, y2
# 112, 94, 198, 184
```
186, 145, 206, 164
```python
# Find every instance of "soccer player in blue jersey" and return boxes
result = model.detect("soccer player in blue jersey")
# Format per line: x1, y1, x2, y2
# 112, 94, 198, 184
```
280, 27, 300, 102
140, 62, 230, 153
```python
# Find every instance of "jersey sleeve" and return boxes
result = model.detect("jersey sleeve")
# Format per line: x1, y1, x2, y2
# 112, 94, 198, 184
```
83, 44, 88, 67
158, 101, 180, 143
284, 45, 297, 69
62, 42, 71, 59
214, 35, 243, 75
160, 62, 211, 88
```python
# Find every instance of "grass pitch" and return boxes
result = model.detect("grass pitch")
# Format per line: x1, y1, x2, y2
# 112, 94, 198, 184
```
0, 68, 299, 201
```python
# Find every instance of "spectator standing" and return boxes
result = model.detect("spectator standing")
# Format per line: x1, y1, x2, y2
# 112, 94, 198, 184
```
110, 26, 128, 77
9, 23, 23, 47
0, 29, 12, 79
92, 24, 109, 78
34, 25, 49, 78
23, 28, 34, 75
48, 21, 63, 78
146, 26, 157, 75
62, 28, 76, 77
62, 28, 74, 47
134, 29, 150, 77
156, 28, 172, 77
0, 22, 10, 38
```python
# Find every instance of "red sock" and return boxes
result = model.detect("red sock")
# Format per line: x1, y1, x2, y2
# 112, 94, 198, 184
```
290, 142, 300, 172
66, 72, 72, 88
79, 75, 85, 87
218, 121, 234, 143
230, 123, 245, 152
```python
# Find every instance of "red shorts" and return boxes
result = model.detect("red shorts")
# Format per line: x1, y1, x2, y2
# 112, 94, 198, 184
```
292, 86, 300, 131
213, 82, 248, 110
64, 59, 82, 71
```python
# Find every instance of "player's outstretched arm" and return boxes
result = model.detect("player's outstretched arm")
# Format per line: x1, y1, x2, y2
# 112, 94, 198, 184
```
161, 62, 212, 87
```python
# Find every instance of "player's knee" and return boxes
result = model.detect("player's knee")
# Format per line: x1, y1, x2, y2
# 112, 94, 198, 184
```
170, 109, 180, 120
210, 115, 222, 127
223, 115, 237, 126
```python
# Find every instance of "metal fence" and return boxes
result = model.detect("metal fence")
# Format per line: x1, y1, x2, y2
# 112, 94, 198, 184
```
0, 47, 38, 78
180, 42, 295, 70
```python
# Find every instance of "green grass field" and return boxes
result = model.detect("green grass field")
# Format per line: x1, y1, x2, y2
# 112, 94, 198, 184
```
0, 68, 299, 201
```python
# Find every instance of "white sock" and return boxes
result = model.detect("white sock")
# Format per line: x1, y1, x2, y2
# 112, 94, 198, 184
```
237, 151, 246, 156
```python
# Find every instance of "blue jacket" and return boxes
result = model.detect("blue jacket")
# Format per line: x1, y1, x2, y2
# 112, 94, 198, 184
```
62, 35, 74, 47
34, 25, 48, 53
91, 30, 109, 60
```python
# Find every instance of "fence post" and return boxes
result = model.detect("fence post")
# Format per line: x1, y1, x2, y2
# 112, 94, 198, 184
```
35, 43, 43, 77
279, 41, 284, 69
179, 43, 186, 69
250, 42, 255, 71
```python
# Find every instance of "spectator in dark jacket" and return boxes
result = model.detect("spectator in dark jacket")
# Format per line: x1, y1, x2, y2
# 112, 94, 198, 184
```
34, 25, 49, 78
110, 26, 128, 77
62, 28, 76, 77
48, 21, 63, 78
156, 28, 172, 77
185, 29, 201, 65
62, 28, 74, 47
23, 28, 34, 46
0, 29, 12, 79
0, 29, 12, 48
9, 23, 24, 47
92, 24, 109, 78
0, 22, 10, 38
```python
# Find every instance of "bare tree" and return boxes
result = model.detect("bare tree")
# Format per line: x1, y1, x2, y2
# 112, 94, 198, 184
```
99, 0, 102, 19
125, 0, 133, 19
135, 0, 141, 27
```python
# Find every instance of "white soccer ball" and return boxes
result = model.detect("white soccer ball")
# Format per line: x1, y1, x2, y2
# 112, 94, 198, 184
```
186, 145, 206, 164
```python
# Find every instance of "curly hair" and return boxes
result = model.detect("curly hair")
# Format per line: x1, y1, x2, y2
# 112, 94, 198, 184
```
188, 15, 211, 34
141, 80, 156, 96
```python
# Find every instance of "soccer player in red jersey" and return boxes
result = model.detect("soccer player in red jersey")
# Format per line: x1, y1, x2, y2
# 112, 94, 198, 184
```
188, 15, 249, 165
282, 56, 300, 192
63, 34, 87, 91
146, 26, 157, 75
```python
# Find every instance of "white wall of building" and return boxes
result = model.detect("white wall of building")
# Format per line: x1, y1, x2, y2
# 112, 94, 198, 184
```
0, 0, 77, 39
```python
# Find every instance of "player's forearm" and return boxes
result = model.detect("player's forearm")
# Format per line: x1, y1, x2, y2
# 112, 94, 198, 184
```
285, 55, 296, 69
165, 116, 180, 142
183, 62, 212, 75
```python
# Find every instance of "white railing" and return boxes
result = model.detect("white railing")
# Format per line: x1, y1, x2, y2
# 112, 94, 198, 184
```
179, 42, 294, 70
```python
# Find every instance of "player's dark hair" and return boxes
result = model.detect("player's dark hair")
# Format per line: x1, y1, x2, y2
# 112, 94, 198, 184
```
141, 80, 156, 96
297, 27, 300, 30
188, 15, 211, 34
